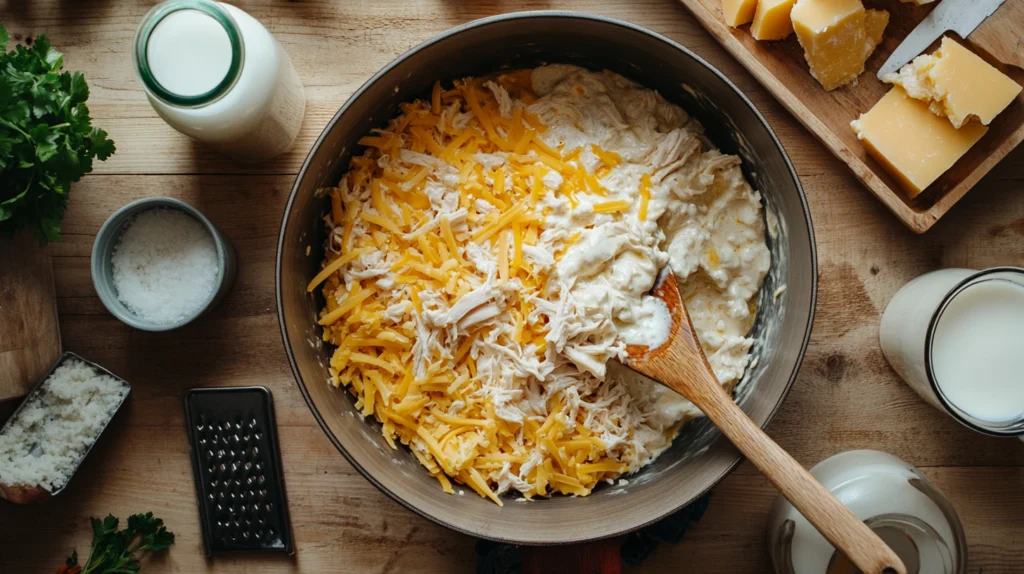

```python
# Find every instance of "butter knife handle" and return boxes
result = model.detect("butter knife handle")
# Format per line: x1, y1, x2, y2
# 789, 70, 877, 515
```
970, 0, 1024, 70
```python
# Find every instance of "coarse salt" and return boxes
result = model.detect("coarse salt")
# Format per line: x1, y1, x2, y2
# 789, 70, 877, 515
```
111, 208, 218, 325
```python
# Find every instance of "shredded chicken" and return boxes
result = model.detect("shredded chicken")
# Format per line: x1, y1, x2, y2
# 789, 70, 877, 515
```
313, 66, 770, 504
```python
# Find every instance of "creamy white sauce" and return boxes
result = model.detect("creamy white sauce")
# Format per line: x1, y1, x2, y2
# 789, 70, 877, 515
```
329, 65, 770, 491
617, 295, 671, 350
530, 65, 770, 432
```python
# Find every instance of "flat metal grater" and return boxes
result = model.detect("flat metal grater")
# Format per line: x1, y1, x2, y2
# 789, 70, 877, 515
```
183, 386, 294, 555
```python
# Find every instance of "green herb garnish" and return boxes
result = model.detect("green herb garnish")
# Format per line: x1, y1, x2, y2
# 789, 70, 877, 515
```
0, 23, 115, 243
58, 513, 175, 574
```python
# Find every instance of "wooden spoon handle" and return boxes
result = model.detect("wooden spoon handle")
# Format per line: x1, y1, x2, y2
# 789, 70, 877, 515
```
697, 387, 907, 574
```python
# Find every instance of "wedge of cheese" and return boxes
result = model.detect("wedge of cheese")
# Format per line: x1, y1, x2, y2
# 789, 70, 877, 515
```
791, 0, 888, 91
882, 36, 1022, 128
851, 86, 988, 198
751, 0, 796, 40
723, 0, 759, 27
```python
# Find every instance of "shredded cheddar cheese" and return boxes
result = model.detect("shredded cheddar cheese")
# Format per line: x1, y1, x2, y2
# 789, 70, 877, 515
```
592, 200, 631, 214
638, 173, 652, 222
312, 71, 654, 504
312, 65, 770, 506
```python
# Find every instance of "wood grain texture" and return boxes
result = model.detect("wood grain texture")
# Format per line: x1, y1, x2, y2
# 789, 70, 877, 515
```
0, 1, 1022, 572
0, 231, 62, 401
971, 0, 1024, 71
678, 0, 1024, 232
626, 274, 905, 574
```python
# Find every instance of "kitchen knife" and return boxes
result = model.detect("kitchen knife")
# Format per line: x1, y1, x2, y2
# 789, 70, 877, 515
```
877, 0, 1006, 79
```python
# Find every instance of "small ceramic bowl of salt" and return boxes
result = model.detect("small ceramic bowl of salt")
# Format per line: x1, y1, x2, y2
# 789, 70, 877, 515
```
91, 197, 237, 331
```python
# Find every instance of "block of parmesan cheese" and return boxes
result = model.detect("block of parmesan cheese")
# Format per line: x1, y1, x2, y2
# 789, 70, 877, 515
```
751, 0, 796, 40
723, 0, 759, 27
791, 0, 888, 91
882, 36, 1022, 129
851, 86, 988, 198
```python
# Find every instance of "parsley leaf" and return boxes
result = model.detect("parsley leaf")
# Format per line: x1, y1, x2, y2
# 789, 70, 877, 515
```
0, 23, 114, 243
62, 513, 175, 574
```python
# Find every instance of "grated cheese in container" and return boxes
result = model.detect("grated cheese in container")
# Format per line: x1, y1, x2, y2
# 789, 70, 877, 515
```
0, 353, 131, 504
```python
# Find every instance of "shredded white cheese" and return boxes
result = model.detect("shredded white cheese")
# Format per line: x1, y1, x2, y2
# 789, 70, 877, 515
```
0, 359, 128, 492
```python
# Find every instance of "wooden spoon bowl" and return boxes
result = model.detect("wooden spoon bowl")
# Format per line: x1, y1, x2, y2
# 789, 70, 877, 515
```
622, 271, 906, 574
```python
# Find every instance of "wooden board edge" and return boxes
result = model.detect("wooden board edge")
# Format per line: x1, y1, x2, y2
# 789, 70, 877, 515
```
0, 236, 62, 401
927, 123, 1024, 223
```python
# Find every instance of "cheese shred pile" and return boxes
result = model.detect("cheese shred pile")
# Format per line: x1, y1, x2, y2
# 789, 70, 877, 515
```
312, 67, 770, 505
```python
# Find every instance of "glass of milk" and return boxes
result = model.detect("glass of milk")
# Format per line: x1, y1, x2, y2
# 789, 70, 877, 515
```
880, 267, 1024, 437
133, 0, 306, 162
767, 450, 966, 574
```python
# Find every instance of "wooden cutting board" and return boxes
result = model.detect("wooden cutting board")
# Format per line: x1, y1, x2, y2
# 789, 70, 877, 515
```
0, 231, 61, 401
679, 0, 1024, 232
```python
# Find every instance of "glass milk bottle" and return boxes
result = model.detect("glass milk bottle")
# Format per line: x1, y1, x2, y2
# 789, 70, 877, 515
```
133, 0, 306, 162
767, 450, 966, 574
880, 267, 1024, 437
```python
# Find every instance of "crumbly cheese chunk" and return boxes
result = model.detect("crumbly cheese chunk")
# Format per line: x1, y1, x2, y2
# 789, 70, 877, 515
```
791, 0, 888, 91
882, 36, 1022, 129
312, 66, 770, 504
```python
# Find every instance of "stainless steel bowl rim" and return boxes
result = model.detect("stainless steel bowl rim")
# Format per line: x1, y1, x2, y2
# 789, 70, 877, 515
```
276, 10, 817, 545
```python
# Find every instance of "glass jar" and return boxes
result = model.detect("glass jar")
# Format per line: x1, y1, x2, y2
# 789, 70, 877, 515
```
767, 450, 966, 574
133, 0, 306, 162
880, 267, 1024, 437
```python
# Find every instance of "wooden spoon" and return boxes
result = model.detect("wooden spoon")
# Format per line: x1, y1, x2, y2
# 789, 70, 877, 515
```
621, 271, 907, 574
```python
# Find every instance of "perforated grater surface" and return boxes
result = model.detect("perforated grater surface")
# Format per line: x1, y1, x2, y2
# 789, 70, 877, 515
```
183, 387, 293, 555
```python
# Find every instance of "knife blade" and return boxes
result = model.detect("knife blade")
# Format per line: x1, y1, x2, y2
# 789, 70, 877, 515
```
877, 0, 1006, 79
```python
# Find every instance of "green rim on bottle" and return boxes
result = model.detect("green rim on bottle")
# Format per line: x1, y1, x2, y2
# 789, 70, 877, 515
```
133, 0, 244, 108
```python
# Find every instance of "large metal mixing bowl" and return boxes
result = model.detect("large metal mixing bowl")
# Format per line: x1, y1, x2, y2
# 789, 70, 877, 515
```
277, 11, 816, 544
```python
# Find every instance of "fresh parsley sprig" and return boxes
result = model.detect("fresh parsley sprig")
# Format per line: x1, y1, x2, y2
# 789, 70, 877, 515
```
0, 23, 115, 243
58, 513, 175, 574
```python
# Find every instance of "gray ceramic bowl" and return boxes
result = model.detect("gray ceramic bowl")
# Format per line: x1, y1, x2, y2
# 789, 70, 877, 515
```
92, 197, 237, 331
277, 12, 816, 545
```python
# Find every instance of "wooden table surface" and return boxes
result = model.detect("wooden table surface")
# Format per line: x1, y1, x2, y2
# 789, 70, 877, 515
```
2, 1, 1023, 572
